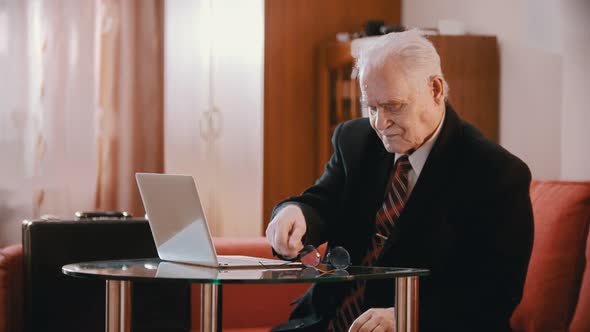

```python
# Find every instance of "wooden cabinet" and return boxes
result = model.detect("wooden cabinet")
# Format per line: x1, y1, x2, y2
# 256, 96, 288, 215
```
317, 35, 499, 176
263, 0, 401, 228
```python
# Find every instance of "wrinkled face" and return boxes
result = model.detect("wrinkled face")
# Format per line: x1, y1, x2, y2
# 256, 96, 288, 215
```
361, 59, 442, 154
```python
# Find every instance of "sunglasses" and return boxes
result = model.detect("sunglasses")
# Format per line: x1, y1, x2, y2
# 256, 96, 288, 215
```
297, 245, 351, 276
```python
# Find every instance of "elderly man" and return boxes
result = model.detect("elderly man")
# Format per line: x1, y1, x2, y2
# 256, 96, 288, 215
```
266, 30, 533, 332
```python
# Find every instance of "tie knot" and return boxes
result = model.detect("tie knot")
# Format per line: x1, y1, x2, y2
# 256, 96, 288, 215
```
396, 155, 412, 173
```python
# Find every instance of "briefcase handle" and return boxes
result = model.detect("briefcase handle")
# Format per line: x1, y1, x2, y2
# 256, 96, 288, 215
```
74, 211, 132, 220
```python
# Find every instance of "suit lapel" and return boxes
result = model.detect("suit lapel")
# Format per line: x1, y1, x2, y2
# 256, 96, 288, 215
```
378, 105, 463, 259
364, 140, 395, 215
346, 130, 394, 264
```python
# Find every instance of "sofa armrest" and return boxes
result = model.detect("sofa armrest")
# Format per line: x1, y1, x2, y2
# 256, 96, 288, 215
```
0, 244, 23, 332
511, 181, 590, 331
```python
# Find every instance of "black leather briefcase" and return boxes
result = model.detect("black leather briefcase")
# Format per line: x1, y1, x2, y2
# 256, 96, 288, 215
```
22, 216, 191, 332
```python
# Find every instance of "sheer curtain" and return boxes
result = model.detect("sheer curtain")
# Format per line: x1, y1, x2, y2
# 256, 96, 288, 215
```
0, 0, 163, 246
94, 0, 164, 216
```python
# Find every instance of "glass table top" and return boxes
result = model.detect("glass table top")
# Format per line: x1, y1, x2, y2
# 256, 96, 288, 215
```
63, 258, 429, 284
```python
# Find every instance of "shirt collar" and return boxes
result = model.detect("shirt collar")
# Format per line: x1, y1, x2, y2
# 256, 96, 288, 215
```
394, 111, 445, 177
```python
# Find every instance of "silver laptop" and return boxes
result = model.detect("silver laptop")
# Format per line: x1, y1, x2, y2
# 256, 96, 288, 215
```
135, 173, 299, 269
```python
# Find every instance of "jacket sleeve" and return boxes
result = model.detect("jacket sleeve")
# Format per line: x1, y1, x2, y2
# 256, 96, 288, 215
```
271, 122, 348, 248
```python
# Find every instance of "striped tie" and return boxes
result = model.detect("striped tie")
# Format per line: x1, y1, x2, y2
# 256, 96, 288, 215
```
328, 155, 412, 331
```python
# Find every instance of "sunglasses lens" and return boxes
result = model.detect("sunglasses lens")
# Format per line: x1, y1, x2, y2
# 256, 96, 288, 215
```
300, 245, 321, 267
301, 267, 320, 278
329, 246, 350, 269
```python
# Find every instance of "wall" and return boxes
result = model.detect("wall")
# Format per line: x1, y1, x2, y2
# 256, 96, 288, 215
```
560, 0, 590, 181
403, 0, 590, 180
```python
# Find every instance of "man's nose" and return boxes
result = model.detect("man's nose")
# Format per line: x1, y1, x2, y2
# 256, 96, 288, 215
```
374, 108, 390, 130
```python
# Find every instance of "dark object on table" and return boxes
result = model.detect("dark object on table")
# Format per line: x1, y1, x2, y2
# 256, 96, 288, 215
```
380, 24, 406, 34
364, 20, 385, 36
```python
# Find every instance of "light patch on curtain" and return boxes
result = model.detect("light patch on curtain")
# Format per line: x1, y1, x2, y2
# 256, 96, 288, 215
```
0, 10, 7, 54
68, 25, 78, 68
26, 0, 43, 179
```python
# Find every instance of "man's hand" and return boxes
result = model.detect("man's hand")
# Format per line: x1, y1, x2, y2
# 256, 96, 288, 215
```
349, 307, 396, 332
265, 205, 306, 259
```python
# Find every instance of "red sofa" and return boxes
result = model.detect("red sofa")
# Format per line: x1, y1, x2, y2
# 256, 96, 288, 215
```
1, 180, 589, 332
0, 244, 22, 332
510, 181, 590, 332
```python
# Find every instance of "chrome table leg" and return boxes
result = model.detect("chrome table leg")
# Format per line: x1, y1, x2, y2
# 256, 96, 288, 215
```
201, 283, 222, 332
395, 276, 419, 332
106, 280, 132, 332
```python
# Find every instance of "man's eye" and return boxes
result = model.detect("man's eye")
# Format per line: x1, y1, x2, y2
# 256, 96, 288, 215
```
385, 104, 403, 113
367, 106, 377, 114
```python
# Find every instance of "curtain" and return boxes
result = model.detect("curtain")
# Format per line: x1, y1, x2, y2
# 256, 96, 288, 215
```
0, 0, 163, 246
94, 0, 164, 217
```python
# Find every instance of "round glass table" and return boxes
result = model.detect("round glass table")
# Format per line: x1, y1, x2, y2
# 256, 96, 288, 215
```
63, 259, 429, 332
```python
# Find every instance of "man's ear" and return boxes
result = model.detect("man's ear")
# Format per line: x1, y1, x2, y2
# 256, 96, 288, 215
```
430, 76, 445, 105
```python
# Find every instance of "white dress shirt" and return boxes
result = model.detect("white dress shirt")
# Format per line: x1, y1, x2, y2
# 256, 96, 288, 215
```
394, 112, 445, 194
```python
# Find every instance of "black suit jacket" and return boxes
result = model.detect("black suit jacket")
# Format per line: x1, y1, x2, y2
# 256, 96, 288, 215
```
271, 105, 534, 332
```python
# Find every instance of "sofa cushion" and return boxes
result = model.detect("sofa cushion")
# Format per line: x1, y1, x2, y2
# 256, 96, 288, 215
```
569, 214, 590, 332
192, 283, 308, 329
511, 181, 590, 332
192, 237, 321, 329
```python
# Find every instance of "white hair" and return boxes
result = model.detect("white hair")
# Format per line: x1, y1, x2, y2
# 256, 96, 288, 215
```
354, 29, 449, 100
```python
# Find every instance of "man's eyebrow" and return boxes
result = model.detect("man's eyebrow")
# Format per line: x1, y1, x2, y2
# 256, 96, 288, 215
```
379, 99, 406, 105
360, 98, 407, 106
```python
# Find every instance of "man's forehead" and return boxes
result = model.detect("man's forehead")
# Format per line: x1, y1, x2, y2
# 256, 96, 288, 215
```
360, 66, 411, 102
